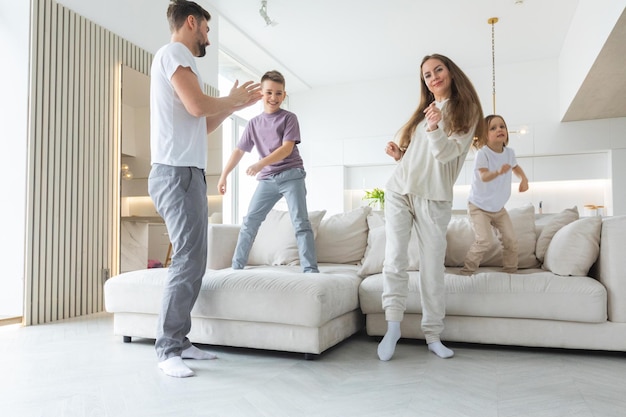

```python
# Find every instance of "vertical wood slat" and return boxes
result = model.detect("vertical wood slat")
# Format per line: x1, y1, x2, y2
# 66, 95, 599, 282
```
46, 4, 63, 321
75, 8, 85, 319
60, 6, 71, 319
25, 0, 44, 326
111, 34, 122, 296
69, 10, 79, 319
42, 0, 52, 324
85, 17, 93, 316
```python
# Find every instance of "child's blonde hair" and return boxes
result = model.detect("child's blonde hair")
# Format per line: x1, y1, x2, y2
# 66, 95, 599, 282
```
473, 114, 509, 150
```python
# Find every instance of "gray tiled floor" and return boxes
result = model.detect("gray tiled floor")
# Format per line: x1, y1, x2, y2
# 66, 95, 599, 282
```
2, 313, 626, 417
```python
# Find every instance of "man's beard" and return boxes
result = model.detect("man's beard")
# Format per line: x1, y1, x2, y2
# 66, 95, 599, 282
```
195, 26, 208, 57
197, 42, 207, 57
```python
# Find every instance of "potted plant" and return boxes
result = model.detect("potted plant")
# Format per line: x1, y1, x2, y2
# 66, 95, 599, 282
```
363, 188, 385, 210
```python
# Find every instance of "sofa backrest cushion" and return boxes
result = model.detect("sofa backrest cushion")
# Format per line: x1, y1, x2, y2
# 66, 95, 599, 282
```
542, 216, 602, 276
316, 206, 371, 264
358, 211, 420, 277
247, 209, 326, 266
445, 204, 539, 268
597, 215, 626, 322
358, 205, 538, 275
207, 224, 241, 269
535, 206, 579, 262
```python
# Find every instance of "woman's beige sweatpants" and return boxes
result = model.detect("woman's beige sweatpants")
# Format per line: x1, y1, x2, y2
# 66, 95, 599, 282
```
382, 190, 451, 344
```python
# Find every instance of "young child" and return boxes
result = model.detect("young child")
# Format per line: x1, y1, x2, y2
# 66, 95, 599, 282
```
218, 70, 319, 273
460, 114, 529, 276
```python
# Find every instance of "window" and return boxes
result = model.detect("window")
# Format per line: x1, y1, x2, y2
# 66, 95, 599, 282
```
218, 51, 262, 224
220, 113, 261, 224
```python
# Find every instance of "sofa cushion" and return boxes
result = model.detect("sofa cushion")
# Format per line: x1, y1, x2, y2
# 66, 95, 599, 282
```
247, 209, 326, 266
359, 270, 607, 323
316, 206, 371, 264
207, 224, 240, 269
105, 264, 362, 328
358, 226, 385, 277
357, 211, 420, 277
445, 205, 539, 268
543, 216, 602, 276
535, 206, 579, 262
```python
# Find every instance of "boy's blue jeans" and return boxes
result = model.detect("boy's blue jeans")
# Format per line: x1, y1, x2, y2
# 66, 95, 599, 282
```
232, 167, 319, 273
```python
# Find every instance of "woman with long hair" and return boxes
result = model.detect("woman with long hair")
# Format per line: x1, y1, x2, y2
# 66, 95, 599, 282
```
378, 54, 485, 360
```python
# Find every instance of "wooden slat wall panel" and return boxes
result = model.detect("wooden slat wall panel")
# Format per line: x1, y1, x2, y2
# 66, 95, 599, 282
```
24, 0, 149, 325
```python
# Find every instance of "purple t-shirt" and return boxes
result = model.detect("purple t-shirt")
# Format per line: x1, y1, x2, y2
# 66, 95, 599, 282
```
237, 109, 304, 179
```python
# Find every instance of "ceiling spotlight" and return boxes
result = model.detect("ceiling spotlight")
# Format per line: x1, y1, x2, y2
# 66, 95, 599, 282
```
259, 0, 278, 27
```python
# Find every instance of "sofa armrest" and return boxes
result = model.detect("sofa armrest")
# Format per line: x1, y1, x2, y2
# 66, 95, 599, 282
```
207, 224, 241, 270
597, 215, 626, 322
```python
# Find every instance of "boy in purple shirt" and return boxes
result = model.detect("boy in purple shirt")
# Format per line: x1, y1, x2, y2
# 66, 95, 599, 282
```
218, 70, 319, 273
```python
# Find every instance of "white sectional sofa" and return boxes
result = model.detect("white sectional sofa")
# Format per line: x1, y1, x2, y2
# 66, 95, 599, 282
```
104, 205, 626, 358
104, 208, 372, 358
360, 207, 626, 351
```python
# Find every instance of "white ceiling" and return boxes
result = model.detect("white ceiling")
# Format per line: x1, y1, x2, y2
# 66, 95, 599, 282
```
58, 0, 624, 121
211, 0, 579, 92
213, 0, 626, 121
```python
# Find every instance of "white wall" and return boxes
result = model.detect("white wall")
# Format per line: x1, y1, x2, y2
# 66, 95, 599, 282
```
0, 0, 30, 317
291, 58, 626, 216
611, 148, 626, 215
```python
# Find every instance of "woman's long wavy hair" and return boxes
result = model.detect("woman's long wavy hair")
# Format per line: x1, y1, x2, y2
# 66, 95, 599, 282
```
397, 54, 485, 151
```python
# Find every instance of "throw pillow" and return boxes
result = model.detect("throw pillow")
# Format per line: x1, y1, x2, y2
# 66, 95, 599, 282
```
316, 206, 372, 264
358, 212, 419, 277
510, 205, 542, 268
358, 224, 386, 277
535, 206, 579, 262
247, 209, 326, 266
445, 215, 499, 266
542, 216, 602, 276
445, 205, 538, 268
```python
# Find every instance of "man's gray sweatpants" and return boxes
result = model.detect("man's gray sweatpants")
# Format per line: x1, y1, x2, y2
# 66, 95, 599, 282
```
148, 163, 208, 361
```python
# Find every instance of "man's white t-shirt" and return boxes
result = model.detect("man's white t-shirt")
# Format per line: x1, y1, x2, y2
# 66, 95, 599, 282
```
150, 42, 207, 169
468, 146, 517, 212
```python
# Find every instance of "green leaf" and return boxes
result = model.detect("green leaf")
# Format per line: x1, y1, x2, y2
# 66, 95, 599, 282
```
362, 188, 385, 209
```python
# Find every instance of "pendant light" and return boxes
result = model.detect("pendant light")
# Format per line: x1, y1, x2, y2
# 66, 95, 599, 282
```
488, 17, 499, 114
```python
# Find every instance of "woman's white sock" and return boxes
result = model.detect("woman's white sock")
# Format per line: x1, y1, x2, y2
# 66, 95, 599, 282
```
428, 341, 454, 359
377, 321, 401, 361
